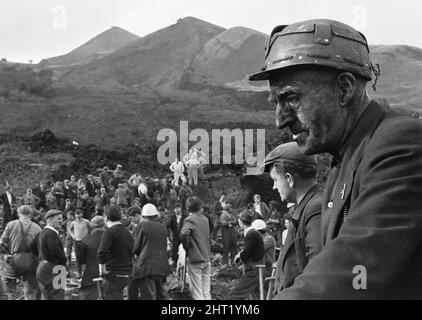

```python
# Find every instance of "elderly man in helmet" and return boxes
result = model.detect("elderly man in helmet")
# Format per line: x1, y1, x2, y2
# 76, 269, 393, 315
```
261, 142, 322, 294
249, 19, 422, 299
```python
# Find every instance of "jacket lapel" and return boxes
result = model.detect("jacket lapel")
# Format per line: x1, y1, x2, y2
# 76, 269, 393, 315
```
280, 223, 295, 271
322, 101, 386, 244
280, 184, 319, 270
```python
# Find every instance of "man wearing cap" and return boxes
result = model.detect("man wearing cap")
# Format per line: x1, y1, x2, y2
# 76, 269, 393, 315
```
0, 205, 42, 300
219, 201, 237, 266
129, 204, 170, 300
35, 209, 67, 300
229, 209, 265, 300
250, 19, 422, 299
261, 142, 322, 293
78, 216, 105, 300
180, 196, 211, 300
97, 205, 133, 300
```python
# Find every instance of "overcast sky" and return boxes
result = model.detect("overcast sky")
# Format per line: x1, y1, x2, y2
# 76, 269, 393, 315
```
1, 0, 421, 63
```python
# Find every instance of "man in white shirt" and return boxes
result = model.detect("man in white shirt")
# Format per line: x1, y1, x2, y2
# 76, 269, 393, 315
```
169, 158, 186, 187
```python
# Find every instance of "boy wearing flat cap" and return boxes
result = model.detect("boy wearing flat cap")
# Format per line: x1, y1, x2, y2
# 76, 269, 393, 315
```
261, 142, 322, 295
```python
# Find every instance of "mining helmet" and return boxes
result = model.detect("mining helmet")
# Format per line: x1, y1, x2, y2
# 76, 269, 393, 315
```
249, 19, 372, 81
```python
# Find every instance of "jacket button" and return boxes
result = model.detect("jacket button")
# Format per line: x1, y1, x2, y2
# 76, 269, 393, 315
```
328, 201, 333, 208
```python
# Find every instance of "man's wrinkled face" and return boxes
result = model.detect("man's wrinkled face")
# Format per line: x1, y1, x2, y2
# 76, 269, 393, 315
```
269, 68, 345, 155
49, 214, 63, 230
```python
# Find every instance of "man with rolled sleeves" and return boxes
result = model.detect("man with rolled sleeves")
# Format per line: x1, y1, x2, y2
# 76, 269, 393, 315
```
249, 19, 422, 299
35, 209, 67, 300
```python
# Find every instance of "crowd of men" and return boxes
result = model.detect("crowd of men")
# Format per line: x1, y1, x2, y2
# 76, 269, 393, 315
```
0, 161, 292, 300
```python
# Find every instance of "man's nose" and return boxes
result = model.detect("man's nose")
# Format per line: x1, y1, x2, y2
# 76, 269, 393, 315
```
275, 103, 295, 130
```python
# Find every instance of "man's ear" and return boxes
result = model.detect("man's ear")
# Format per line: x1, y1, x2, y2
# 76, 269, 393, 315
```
337, 72, 357, 106
286, 173, 294, 188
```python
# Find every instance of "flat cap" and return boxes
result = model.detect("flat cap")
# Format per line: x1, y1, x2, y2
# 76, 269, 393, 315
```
260, 142, 316, 173
17, 205, 33, 216
45, 209, 63, 220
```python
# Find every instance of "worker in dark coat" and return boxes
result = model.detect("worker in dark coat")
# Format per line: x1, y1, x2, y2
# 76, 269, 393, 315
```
128, 204, 170, 300
34, 210, 67, 300
219, 202, 237, 266
249, 19, 422, 299
228, 210, 265, 300
78, 216, 105, 300
97, 205, 134, 300
260, 142, 322, 293
168, 203, 188, 267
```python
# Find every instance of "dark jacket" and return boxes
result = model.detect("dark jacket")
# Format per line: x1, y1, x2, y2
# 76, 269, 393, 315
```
34, 227, 67, 286
32, 187, 46, 210
240, 228, 265, 270
252, 202, 270, 221
169, 213, 188, 243
180, 212, 210, 264
276, 184, 322, 290
79, 228, 104, 288
0, 192, 16, 227
97, 223, 134, 274
63, 187, 76, 201
277, 100, 422, 299
36, 227, 67, 265
133, 217, 170, 279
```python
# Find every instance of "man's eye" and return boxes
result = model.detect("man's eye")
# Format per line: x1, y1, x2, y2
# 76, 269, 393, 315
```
286, 95, 299, 104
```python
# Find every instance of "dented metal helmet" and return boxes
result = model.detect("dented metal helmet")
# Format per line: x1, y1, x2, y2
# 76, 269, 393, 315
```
249, 19, 372, 81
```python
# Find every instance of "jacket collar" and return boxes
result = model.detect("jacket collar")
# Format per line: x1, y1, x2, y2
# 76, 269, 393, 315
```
244, 226, 255, 237
45, 225, 59, 235
292, 184, 320, 224
331, 100, 385, 167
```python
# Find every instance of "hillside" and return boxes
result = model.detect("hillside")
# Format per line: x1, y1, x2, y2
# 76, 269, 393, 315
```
0, 17, 420, 150
57, 17, 225, 90
369, 45, 422, 112
191, 27, 267, 87
39, 26, 140, 69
